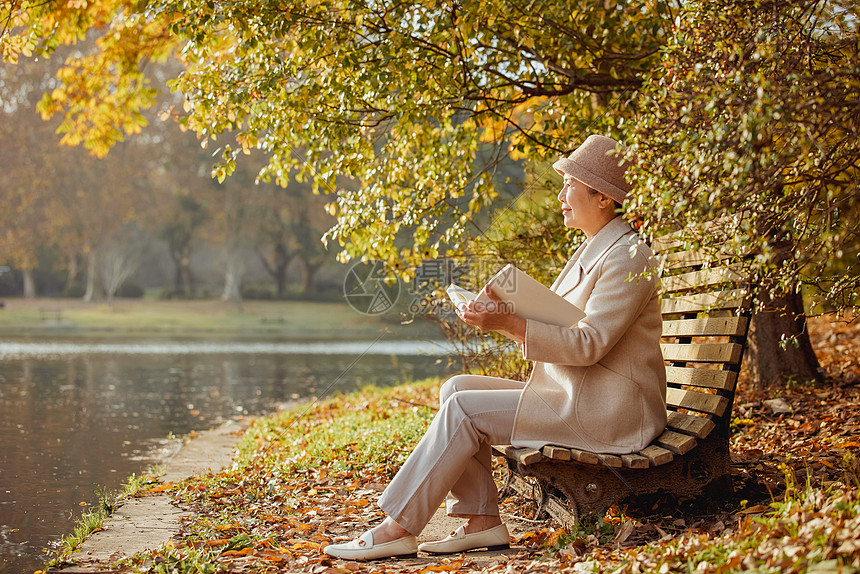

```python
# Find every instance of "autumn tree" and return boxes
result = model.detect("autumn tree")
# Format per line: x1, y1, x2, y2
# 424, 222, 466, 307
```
627, 0, 859, 386
0, 53, 61, 297
0, 49, 159, 299
282, 181, 335, 295
246, 179, 335, 298
254, 203, 297, 299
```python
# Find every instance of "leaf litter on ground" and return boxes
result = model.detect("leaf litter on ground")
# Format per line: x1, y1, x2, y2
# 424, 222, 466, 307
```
111, 314, 860, 573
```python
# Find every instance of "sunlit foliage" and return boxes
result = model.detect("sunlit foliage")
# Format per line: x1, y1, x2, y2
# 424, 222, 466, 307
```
1, 0, 672, 274
628, 0, 860, 314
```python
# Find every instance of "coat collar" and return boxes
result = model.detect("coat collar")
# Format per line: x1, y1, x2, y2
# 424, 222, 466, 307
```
553, 216, 634, 296
577, 216, 635, 275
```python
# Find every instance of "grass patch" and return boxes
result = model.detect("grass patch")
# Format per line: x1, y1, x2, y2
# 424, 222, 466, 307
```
47, 505, 109, 567
0, 298, 437, 339
236, 383, 438, 475
44, 471, 164, 570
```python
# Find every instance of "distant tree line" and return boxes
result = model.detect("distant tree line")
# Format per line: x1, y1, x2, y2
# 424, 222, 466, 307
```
0, 51, 339, 304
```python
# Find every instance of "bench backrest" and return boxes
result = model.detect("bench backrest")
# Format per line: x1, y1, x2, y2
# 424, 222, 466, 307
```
652, 233, 752, 450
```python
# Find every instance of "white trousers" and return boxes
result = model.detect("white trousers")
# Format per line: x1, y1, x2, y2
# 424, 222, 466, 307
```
377, 374, 525, 535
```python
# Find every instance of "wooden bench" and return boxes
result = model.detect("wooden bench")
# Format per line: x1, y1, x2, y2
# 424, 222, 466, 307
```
494, 232, 752, 526
39, 309, 63, 322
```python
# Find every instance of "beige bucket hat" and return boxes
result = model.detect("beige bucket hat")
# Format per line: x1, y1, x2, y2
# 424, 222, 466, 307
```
552, 135, 634, 204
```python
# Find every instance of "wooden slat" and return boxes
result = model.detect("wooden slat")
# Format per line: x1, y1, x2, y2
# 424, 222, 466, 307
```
505, 446, 544, 465
639, 444, 673, 466
661, 289, 750, 315
542, 445, 571, 461
662, 342, 743, 364
598, 454, 623, 468
655, 430, 697, 455
665, 366, 738, 391
651, 234, 685, 253
569, 448, 600, 465
666, 387, 729, 416
661, 266, 744, 294
662, 316, 749, 338
666, 411, 716, 439
661, 249, 733, 270
621, 453, 651, 469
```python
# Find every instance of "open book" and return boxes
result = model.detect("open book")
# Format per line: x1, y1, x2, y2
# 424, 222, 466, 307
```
447, 264, 585, 328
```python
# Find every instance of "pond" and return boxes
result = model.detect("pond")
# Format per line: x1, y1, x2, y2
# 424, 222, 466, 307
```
0, 337, 457, 574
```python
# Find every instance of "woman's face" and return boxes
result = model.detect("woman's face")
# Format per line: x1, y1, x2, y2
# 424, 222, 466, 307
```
557, 176, 611, 237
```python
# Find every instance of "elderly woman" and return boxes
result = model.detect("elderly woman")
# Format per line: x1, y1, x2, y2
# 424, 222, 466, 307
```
324, 135, 667, 560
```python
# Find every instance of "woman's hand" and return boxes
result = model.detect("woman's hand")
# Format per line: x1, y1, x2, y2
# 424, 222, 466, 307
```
456, 286, 526, 342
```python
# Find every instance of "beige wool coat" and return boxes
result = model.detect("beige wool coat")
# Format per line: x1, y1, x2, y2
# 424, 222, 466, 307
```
510, 216, 667, 454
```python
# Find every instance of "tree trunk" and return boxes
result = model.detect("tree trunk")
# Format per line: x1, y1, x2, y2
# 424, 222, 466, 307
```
745, 290, 823, 388
275, 270, 287, 298
83, 250, 104, 302
173, 261, 184, 294
168, 242, 191, 295
272, 241, 289, 298
22, 268, 36, 299
221, 252, 244, 311
183, 261, 195, 296
299, 257, 323, 295
181, 251, 196, 297
257, 240, 293, 298
65, 254, 80, 292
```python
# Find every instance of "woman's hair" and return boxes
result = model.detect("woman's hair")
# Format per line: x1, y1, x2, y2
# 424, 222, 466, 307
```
587, 186, 623, 212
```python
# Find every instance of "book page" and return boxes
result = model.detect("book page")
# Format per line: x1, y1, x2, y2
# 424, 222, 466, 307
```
447, 265, 584, 328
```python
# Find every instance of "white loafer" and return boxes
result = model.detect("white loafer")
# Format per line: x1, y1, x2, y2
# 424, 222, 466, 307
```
418, 523, 510, 554
323, 531, 418, 560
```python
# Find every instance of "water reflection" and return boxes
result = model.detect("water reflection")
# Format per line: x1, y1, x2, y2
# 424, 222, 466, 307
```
0, 339, 456, 358
0, 339, 455, 574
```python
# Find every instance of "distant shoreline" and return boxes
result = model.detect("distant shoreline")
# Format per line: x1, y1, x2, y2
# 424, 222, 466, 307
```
0, 297, 441, 340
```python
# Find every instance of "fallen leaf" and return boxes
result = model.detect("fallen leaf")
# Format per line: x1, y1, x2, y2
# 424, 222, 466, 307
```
740, 505, 770, 515
613, 521, 636, 545
220, 547, 255, 557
